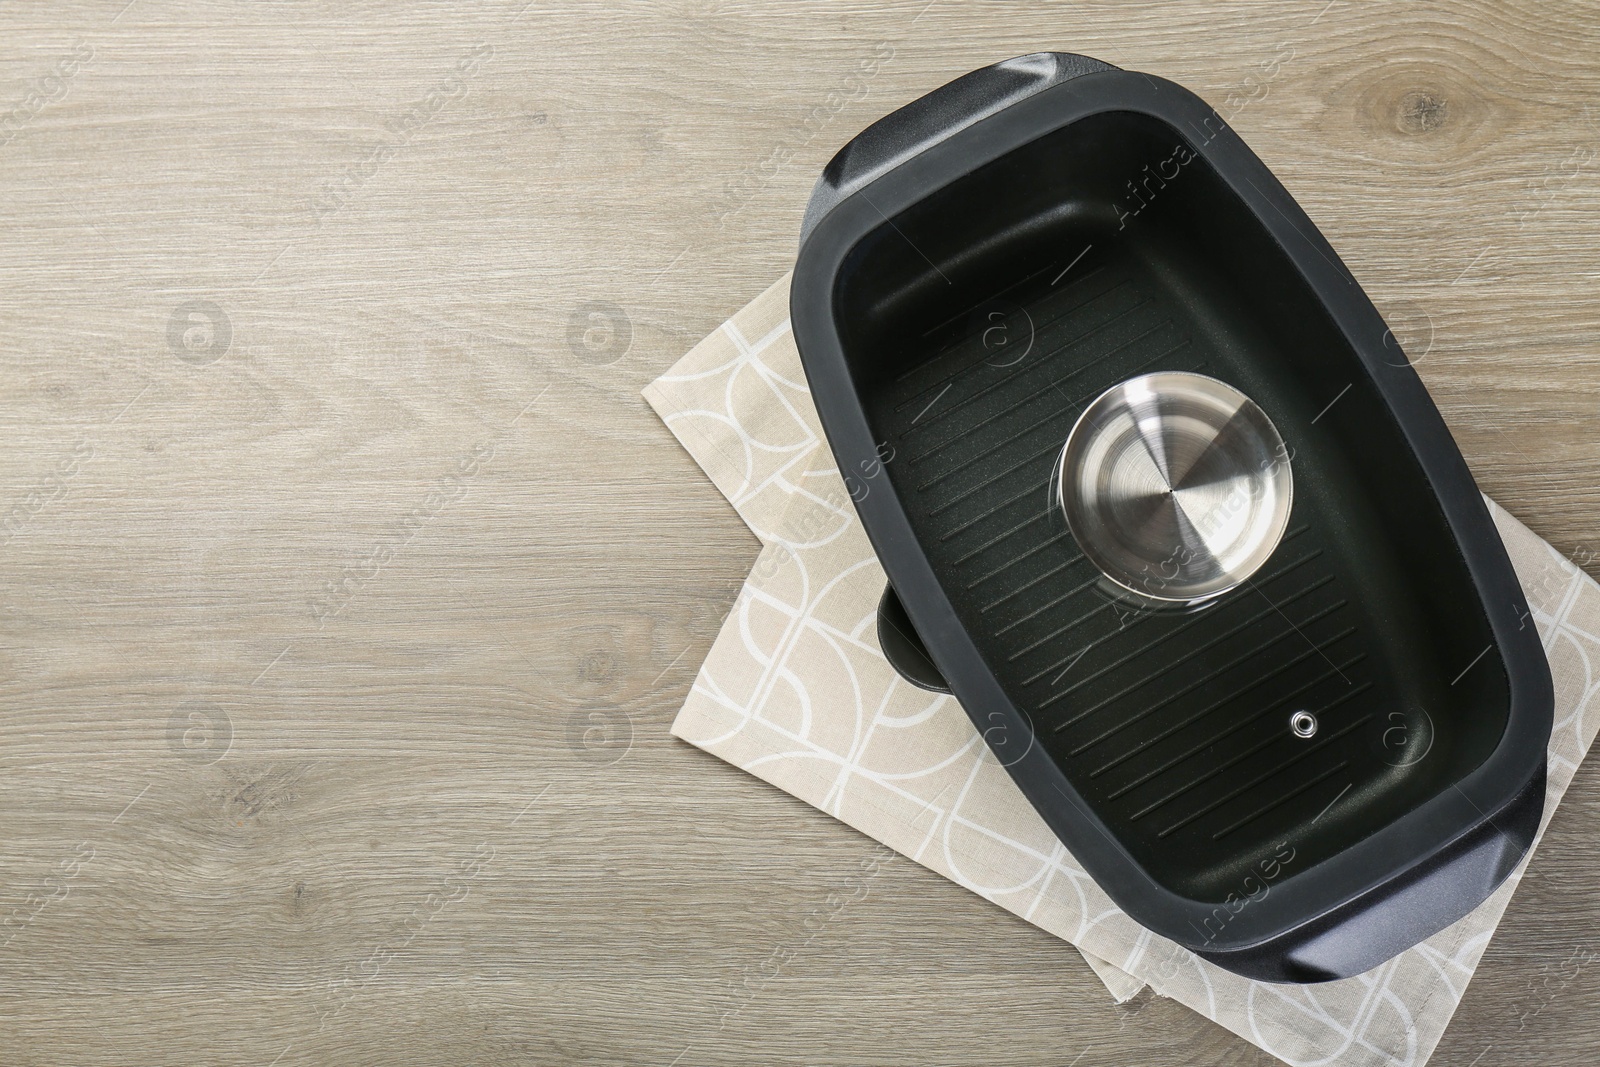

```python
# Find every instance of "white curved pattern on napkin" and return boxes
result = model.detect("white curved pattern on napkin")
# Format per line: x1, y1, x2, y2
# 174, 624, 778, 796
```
645, 274, 1600, 1067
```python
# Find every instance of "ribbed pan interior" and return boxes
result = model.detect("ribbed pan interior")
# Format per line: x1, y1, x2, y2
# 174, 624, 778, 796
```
831, 109, 1513, 901
868, 244, 1483, 900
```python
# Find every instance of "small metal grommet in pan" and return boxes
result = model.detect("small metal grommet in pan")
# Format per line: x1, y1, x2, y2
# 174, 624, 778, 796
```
1290, 710, 1318, 738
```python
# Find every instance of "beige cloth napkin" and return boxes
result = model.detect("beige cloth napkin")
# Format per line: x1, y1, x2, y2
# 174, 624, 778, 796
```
645, 273, 1600, 1066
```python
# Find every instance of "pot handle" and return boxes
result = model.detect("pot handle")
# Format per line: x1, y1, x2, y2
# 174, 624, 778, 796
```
800, 51, 1119, 246
876, 583, 951, 693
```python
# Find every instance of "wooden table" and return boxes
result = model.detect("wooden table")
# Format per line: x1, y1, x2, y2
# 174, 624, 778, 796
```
2, 2, 1597, 1063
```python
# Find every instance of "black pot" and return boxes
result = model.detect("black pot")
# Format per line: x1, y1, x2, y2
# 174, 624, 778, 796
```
791, 53, 1552, 983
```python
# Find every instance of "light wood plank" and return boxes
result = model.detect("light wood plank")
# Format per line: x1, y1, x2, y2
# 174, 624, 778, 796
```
1, 1, 1597, 1063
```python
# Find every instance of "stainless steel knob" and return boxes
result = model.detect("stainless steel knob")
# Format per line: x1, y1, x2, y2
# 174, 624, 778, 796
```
1057, 372, 1293, 603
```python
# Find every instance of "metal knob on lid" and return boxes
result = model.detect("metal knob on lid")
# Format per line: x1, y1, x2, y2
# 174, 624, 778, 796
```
1057, 371, 1293, 603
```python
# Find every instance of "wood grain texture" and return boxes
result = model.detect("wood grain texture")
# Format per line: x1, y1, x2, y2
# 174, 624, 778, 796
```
0, 1, 1597, 1064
